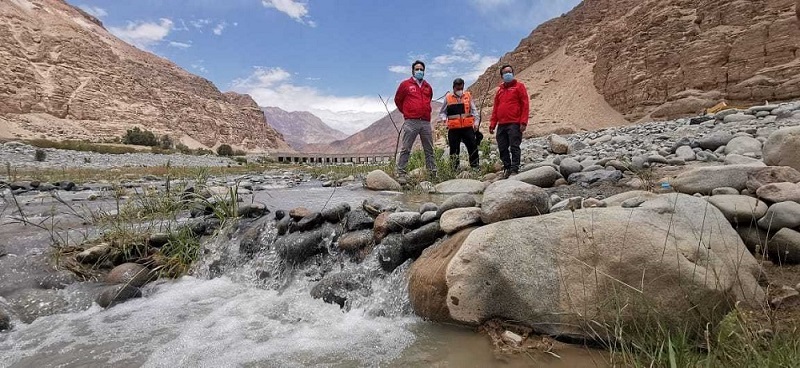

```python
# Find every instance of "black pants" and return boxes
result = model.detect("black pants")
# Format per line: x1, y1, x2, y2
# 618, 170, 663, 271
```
447, 127, 479, 171
497, 124, 522, 172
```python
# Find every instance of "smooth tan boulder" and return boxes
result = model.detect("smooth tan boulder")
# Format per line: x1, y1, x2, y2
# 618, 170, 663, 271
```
410, 194, 766, 340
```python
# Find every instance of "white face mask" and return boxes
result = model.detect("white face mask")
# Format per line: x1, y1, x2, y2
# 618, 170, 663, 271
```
454, 90, 463, 97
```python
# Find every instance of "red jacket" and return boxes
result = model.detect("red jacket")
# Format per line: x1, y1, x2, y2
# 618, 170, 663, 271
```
395, 77, 433, 121
490, 80, 530, 130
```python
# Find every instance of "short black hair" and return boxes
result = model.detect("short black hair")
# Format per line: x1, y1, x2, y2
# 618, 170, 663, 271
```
452, 78, 465, 86
499, 64, 513, 74
412, 60, 425, 71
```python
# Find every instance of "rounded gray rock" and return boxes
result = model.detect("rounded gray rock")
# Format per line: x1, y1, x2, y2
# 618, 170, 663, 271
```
757, 202, 800, 231
96, 284, 143, 308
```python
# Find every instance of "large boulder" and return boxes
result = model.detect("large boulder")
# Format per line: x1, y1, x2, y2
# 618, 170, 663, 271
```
480, 180, 550, 224
768, 228, 800, 264
365, 170, 402, 191
756, 182, 800, 203
408, 228, 475, 322
763, 126, 800, 171
510, 166, 562, 188
705, 195, 768, 224
757, 201, 800, 231
435, 179, 485, 194
670, 165, 764, 195
724, 136, 762, 156
440, 207, 483, 234
746, 166, 800, 193
413, 194, 765, 340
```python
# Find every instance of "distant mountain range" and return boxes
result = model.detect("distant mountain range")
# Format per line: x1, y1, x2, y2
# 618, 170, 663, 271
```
261, 107, 348, 151
304, 101, 444, 155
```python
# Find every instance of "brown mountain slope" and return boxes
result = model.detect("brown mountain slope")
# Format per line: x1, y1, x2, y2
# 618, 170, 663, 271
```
0, 0, 290, 152
470, 0, 800, 137
261, 107, 348, 152
305, 102, 443, 155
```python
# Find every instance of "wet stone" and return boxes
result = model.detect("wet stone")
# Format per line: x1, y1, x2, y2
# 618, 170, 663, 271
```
376, 234, 406, 273
321, 203, 351, 223
296, 212, 324, 232
237, 203, 269, 219
402, 222, 444, 259
37, 270, 78, 290
346, 209, 374, 231
274, 209, 287, 221
96, 284, 143, 308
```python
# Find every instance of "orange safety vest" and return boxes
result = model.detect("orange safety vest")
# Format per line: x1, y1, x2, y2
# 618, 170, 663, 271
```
445, 92, 475, 129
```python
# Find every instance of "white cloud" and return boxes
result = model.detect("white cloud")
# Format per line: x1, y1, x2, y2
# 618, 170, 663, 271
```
388, 37, 498, 94
190, 18, 212, 30
468, 0, 581, 29
261, 0, 315, 26
191, 61, 208, 74
109, 18, 173, 50
212, 22, 227, 35
168, 41, 192, 49
79, 5, 107, 18
232, 66, 392, 134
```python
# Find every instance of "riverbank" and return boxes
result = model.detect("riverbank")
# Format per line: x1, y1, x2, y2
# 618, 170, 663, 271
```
2, 101, 800, 366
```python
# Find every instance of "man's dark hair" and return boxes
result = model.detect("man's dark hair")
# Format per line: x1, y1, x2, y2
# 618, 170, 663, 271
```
499, 64, 513, 74
452, 78, 465, 86
412, 60, 426, 71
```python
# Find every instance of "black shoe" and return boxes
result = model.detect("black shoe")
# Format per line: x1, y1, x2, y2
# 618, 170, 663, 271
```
502, 169, 511, 179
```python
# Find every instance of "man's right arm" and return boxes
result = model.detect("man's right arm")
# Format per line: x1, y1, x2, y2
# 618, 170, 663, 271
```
394, 82, 406, 115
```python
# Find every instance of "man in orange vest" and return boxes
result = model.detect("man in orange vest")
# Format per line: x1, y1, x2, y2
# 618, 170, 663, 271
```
438, 78, 480, 172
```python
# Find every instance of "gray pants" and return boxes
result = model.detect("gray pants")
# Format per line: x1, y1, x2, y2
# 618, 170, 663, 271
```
396, 119, 436, 174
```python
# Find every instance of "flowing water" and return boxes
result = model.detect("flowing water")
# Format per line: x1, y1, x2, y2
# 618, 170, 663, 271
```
0, 183, 607, 367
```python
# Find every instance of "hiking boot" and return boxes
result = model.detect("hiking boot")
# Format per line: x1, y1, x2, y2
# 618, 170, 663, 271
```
501, 169, 511, 179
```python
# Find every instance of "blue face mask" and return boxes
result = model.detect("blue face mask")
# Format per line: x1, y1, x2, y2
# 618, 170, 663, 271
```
414, 70, 424, 80
502, 72, 514, 83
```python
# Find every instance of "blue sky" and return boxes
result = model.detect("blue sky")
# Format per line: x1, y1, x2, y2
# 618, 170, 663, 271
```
68, 0, 582, 134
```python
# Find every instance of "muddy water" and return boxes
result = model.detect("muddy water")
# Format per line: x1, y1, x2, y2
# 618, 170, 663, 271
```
0, 182, 608, 367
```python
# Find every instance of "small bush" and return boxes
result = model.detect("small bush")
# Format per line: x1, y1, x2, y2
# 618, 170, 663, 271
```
217, 144, 234, 157
34, 149, 46, 162
195, 148, 214, 156
234, 157, 247, 165
123, 127, 158, 147
159, 135, 173, 150
175, 143, 191, 154
83, 157, 91, 164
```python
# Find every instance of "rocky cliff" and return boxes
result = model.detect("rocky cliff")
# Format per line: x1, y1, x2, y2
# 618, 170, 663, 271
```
470, 0, 800, 137
261, 107, 348, 152
0, 0, 290, 152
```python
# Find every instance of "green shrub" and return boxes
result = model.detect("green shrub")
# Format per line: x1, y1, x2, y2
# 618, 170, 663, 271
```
175, 143, 191, 154
159, 135, 173, 150
123, 127, 158, 147
34, 149, 46, 162
217, 144, 233, 156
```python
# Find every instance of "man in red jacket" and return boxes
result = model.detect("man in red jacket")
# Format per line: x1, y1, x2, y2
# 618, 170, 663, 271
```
489, 64, 529, 178
394, 60, 436, 183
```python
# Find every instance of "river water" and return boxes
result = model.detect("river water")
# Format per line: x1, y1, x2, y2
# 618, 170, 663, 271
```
0, 182, 607, 367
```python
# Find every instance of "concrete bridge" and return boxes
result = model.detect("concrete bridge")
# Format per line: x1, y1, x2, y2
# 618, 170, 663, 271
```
275, 152, 395, 165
